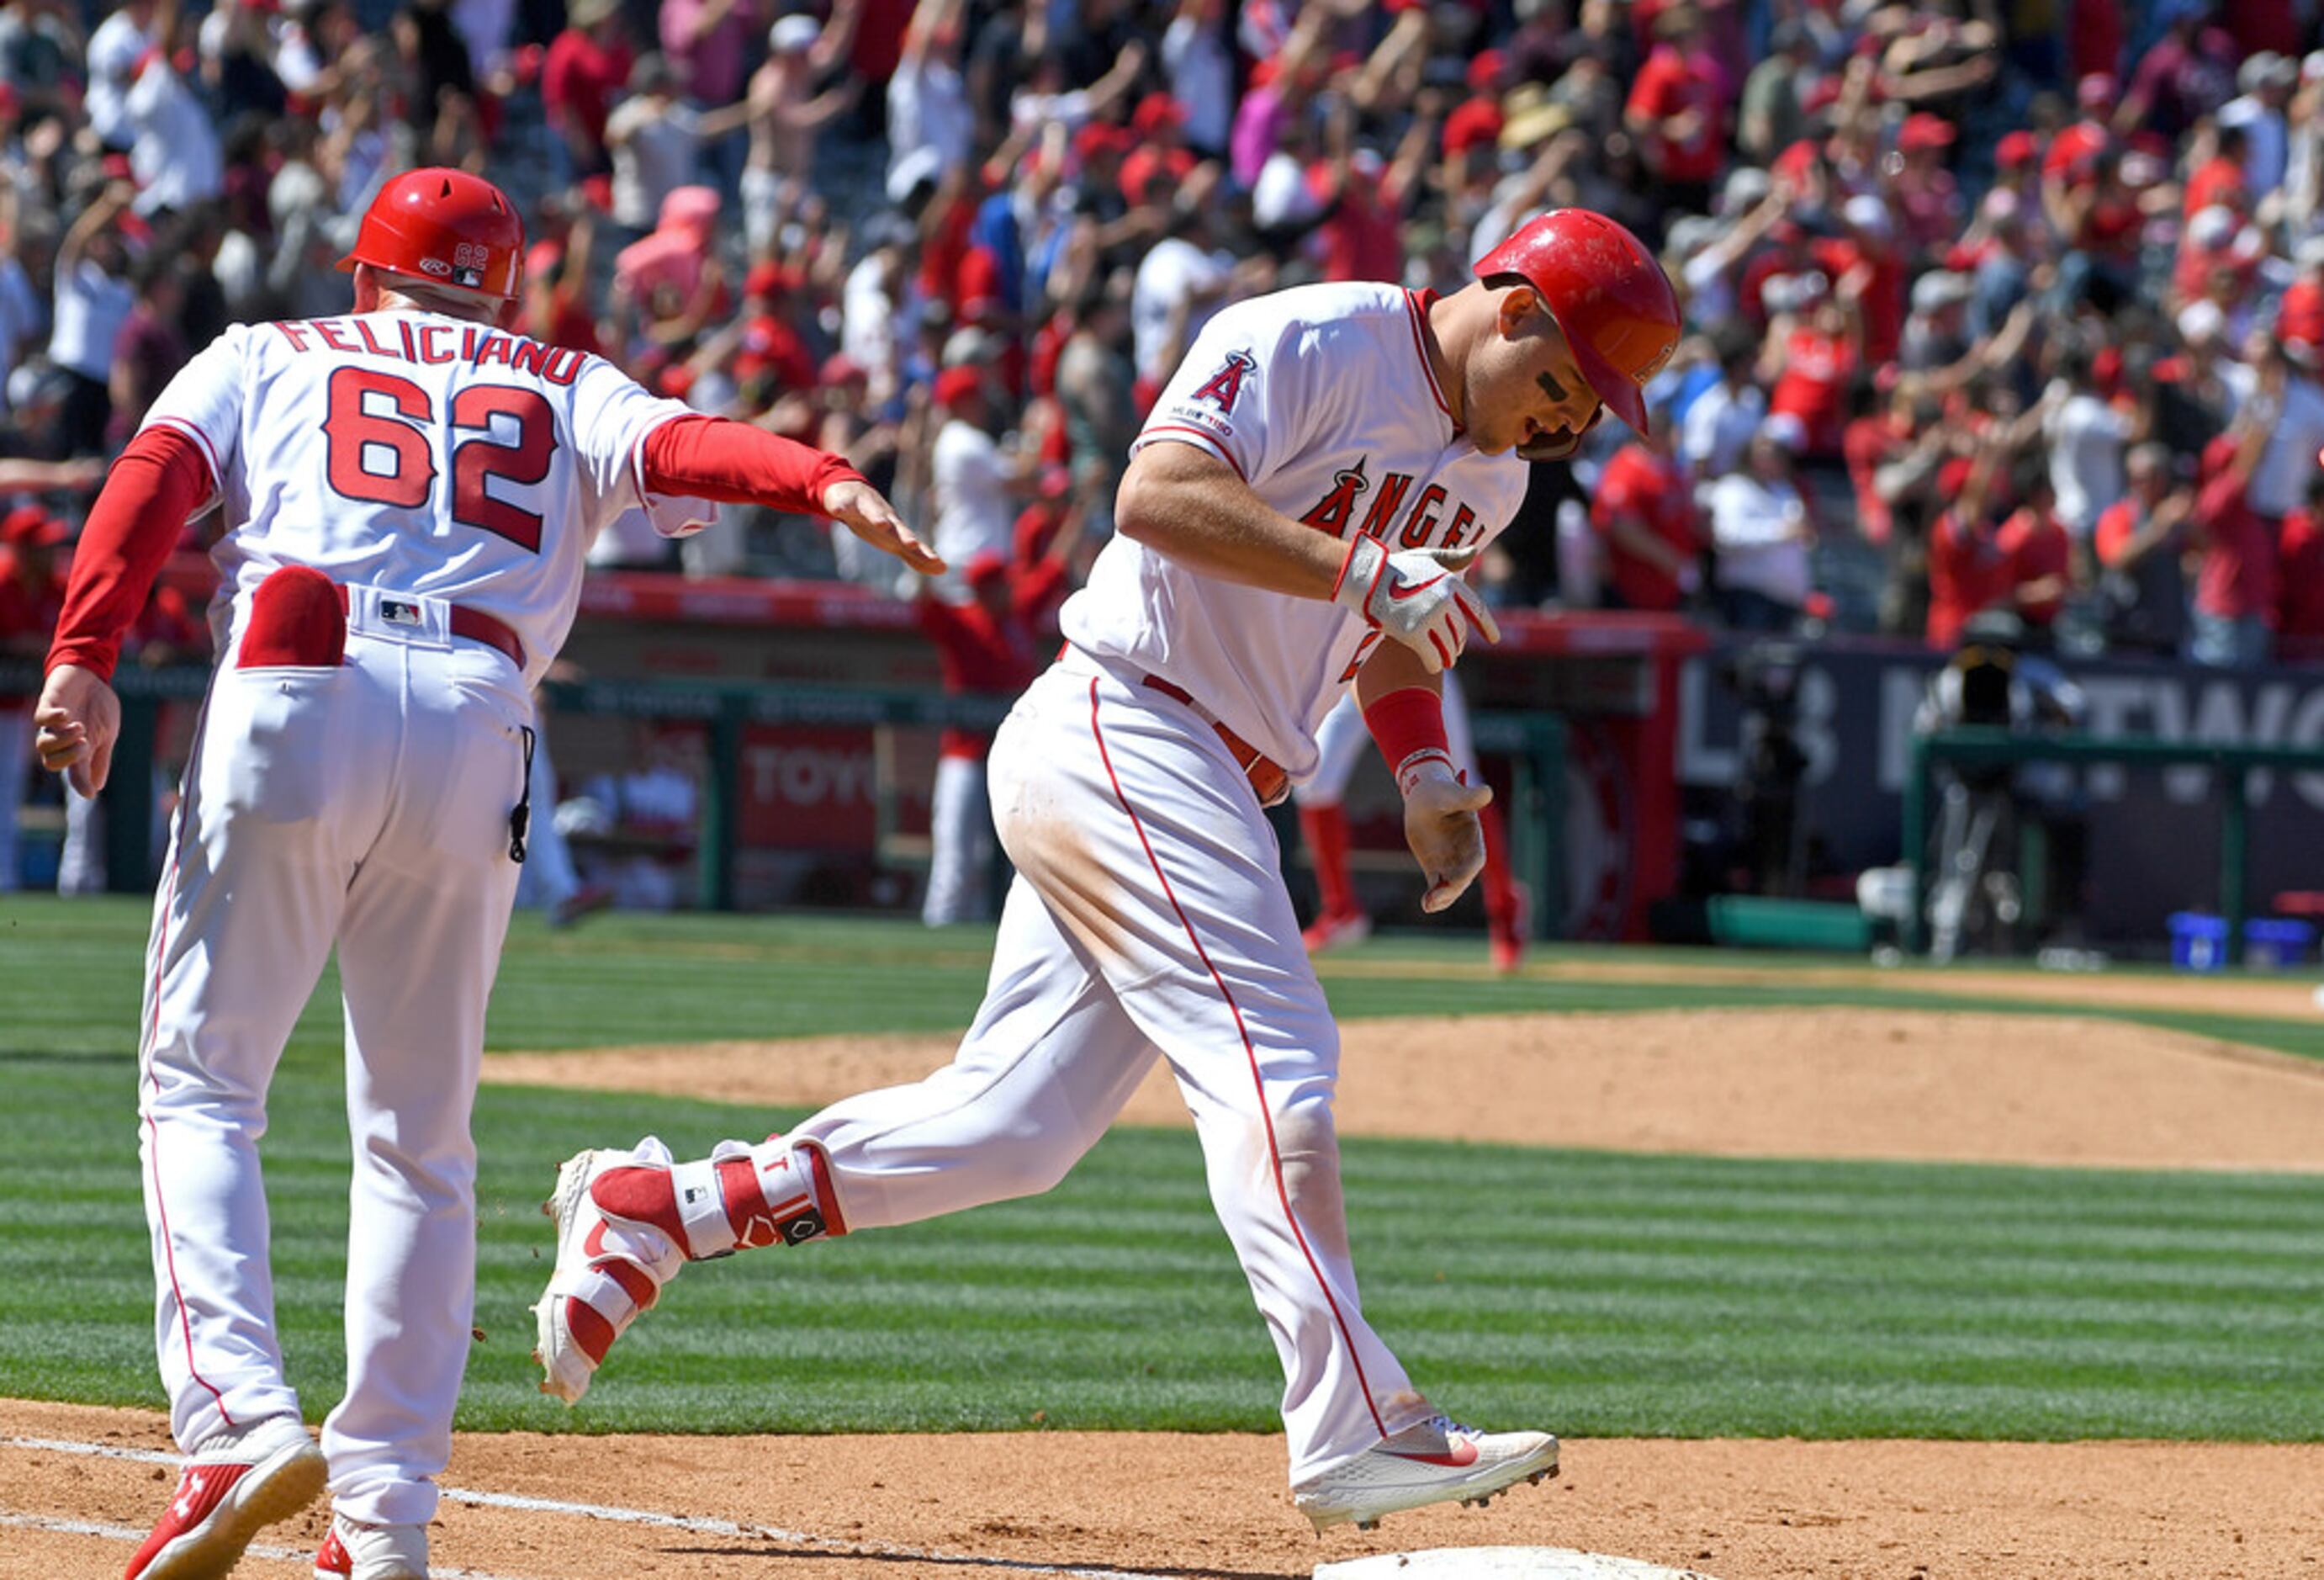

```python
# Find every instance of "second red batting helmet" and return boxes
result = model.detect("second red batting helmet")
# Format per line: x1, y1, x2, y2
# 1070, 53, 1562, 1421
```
339, 167, 525, 300
1475, 209, 1680, 437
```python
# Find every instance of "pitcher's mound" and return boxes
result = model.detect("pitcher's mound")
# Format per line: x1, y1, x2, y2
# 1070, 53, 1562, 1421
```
1317, 1549, 1718, 1579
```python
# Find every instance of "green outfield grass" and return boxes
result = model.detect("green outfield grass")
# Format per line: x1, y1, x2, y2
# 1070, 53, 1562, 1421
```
3, 896, 2320, 1442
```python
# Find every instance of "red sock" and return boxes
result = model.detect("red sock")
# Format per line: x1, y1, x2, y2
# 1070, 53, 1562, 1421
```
1300, 803, 1358, 919
1479, 799, 1517, 935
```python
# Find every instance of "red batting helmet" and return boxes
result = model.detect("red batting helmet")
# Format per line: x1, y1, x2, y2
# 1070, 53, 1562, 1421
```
1475, 209, 1681, 438
339, 167, 525, 300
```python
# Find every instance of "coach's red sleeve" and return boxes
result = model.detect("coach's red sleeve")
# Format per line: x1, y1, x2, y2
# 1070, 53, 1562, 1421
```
45, 426, 213, 683
639, 415, 866, 512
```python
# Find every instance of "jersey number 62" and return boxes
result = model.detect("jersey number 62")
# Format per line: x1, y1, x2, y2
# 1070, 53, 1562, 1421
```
322, 368, 558, 553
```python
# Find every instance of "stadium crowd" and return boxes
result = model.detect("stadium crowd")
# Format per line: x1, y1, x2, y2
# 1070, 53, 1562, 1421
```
8, 0, 2324, 892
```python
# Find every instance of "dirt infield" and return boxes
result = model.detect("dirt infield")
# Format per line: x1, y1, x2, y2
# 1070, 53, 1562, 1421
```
16, 1004, 2321, 1578
4, 1399, 2321, 1579
480, 1006, 2324, 1171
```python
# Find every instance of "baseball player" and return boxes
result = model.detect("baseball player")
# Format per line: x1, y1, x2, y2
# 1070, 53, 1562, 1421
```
533, 210, 1678, 1530
1295, 671, 1531, 969
32, 168, 939, 1580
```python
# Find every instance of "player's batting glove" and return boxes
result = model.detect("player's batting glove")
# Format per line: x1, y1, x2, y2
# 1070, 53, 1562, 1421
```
1397, 751, 1492, 913
1331, 535, 1501, 674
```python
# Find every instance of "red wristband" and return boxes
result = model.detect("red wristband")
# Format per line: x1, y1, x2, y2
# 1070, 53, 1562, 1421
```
1362, 685, 1450, 784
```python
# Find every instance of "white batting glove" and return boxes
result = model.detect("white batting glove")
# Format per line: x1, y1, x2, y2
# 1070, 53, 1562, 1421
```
1396, 751, 1492, 913
1331, 535, 1501, 673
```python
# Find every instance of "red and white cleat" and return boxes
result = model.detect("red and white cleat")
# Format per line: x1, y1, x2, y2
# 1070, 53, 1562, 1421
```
1291, 1414, 1559, 1533
532, 1138, 689, 1405
1302, 909, 1373, 954
124, 1413, 326, 1579
312, 1514, 428, 1578
533, 1132, 838, 1402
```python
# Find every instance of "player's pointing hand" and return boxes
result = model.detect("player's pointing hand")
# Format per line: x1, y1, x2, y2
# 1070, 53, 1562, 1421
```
1331, 538, 1501, 673
823, 477, 946, 576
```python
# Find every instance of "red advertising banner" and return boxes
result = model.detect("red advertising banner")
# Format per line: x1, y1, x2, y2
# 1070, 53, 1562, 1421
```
738, 725, 879, 850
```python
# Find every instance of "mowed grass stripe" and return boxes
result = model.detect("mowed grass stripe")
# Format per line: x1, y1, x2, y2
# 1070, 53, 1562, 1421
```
3, 1033, 2317, 1440
9, 896, 2321, 1060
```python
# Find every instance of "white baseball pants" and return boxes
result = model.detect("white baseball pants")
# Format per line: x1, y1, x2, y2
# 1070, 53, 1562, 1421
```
791, 655, 1431, 1480
140, 586, 527, 1526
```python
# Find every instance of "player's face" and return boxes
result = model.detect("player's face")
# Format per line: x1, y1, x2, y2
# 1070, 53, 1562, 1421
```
1479, 290, 1603, 462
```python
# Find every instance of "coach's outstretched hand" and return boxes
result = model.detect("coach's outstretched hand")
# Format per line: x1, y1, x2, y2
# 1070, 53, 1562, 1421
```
823, 478, 945, 576
34, 662, 120, 798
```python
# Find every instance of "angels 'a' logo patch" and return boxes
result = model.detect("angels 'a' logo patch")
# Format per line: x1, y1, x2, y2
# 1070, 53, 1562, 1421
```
1190, 351, 1256, 413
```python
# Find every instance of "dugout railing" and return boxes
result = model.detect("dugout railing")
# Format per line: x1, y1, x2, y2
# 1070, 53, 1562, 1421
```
3, 663, 1567, 937
1903, 727, 2324, 960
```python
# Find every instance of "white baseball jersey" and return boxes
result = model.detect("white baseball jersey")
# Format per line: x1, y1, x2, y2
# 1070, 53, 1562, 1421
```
1061, 282, 1528, 778
144, 310, 716, 686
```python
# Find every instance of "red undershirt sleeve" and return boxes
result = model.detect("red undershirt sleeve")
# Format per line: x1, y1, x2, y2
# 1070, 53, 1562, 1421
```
45, 425, 213, 683
638, 414, 867, 513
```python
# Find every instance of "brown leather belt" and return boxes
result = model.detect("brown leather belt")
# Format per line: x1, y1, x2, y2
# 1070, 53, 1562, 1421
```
1140, 674, 1290, 806
335, 582, 527, 671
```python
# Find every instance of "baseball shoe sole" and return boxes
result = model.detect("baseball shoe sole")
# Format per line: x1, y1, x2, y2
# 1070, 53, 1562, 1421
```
1292, 1416, 1559, 1533
126, 1414, 328, 1579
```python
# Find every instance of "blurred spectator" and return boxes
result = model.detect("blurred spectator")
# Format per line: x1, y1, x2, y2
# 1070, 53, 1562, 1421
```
1161, 0, 1232, 158
1679, 321, 1763, 482
1054, 268, 1136, 528
2221, 50, 2296, 198
542, 0, 633, 183
2187, 394, 2279, 668
0, 503, 65, 890
1760, 268, 1858, 464
1704, 419, 1813, 632
1892, 114, 1964, 260
1591, 409, 1698, 613
1998, 468, 2077, 644
2120, 15, 2236, 144
2094, 442, 2194, 657
1130, 192, 1232, 402
606, 56, 752, 247
611, 185, 728, 350
913, 549, 1040, 926
2278, 469, 2324, 664
1623, 3, 1728, 223
1735, 22, 1812, 167
657, 0, 762, 194
2221, 337, 2324, 521
2043, 343, 2136, 541
46, 180, 137, 457
1926, 439, 2018, 650
85, 0, 159, 151
928, 362, 1030, 601
887, 0, 971, 201
742, 10, 862, 237
105, 251, 186, 448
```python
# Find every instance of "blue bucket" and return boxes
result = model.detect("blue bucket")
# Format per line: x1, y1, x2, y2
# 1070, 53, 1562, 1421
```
2167, 912, 2230, 973
2245, 918, 2317, 971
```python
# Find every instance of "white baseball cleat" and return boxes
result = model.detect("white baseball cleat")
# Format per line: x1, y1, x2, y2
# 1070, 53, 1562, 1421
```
1302, 909, 1373, 953
532, 1138, 688, 1405
124, 1413, 328, 1579
1292, 1416, 1559, 1533
312, 1514, 429, 1578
